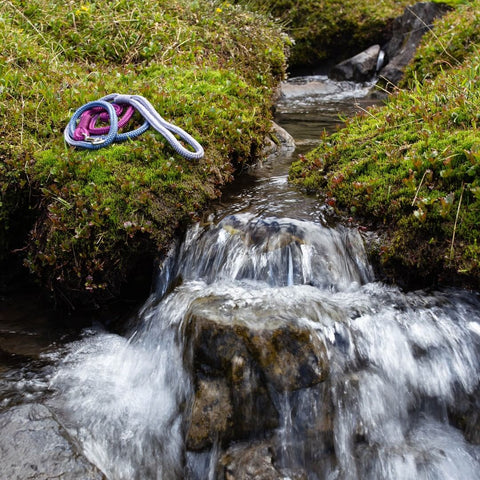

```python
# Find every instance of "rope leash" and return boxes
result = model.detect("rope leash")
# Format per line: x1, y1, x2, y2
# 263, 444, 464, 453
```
64, 94, 204, 160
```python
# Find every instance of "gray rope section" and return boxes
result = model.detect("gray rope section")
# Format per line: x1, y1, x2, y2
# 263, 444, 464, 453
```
102, 93, 204, 161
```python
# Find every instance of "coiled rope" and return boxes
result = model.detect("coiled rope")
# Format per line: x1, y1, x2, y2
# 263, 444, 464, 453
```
64, 93, 204, 160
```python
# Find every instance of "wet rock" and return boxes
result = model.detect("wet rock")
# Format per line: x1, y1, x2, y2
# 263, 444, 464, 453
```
0, 403, 104, 479
221, 215, 305, 253
185, 307, 279, 450
379, 2, 449, 86
218, 441, 279, 480
288, 383, 336, 469
330, 45, 381, 82
217, 440, 308, 480
184, 295, 329, 450
448, 385, 480, 445
262, 121, 295, 158
187, 377, 234, 450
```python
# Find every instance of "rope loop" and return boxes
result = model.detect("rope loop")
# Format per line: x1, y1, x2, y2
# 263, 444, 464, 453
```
64, 100, 118, 150
64, 94, 204, 160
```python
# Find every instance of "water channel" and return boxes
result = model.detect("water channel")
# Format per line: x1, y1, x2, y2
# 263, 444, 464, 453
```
1, 76, 480, 479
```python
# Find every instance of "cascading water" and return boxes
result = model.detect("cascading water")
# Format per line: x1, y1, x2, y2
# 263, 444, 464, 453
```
47, 210, 480, 479
2, 76, 480, 479
48, 213, 374, 479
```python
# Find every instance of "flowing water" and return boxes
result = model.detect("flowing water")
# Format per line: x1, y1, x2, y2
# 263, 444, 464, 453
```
1, 76, 480, 479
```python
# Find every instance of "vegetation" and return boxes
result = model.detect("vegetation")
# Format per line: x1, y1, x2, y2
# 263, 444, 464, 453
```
0, 0, 288, 308
236, 0, 413, 69
290, 0, 480, 289
3, 0, 479, 308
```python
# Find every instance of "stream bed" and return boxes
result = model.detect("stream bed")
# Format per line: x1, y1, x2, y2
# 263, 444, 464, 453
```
1, 76, 479, 480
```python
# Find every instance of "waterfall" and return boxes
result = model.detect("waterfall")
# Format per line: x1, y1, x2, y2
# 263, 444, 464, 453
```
48, 213, 480, 479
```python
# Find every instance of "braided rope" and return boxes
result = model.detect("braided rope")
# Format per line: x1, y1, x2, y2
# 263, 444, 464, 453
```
64, 94, 204, 160
64, 100, 119, 150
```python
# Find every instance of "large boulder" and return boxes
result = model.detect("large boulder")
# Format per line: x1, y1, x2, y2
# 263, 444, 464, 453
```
184, 294, 329, 450
379, 2, 449, 85
0, 403, 104, 479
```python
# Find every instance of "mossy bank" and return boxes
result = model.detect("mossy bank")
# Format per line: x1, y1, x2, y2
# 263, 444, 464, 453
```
237, 0, 413, 70
0, 0, 288, 308
290, 0, 480, 289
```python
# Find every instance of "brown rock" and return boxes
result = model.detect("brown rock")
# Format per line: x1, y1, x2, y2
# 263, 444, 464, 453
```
184, 294, 329, 450
187, 378, 233, 451
218, 441, 307, 480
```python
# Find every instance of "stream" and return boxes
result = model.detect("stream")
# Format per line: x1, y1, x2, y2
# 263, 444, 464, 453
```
1, 75, 480, 480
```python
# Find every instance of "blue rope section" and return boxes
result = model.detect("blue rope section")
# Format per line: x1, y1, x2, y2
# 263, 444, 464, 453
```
64, 94, 204, 160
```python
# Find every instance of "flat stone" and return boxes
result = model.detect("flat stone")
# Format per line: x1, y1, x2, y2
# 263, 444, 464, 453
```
0, 403, 104, 480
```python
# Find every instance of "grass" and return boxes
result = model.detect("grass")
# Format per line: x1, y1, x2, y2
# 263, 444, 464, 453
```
289, 0, 480, 288
0, 0, 288, 308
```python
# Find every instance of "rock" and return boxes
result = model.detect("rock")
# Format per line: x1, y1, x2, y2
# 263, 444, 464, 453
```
218, 441, 279, 480
185, 303, 279, 450
187, 377, 234, 451
379, 2, 449, 86
262, 121, 295, 159
448, 384, 480, 444
184, 295, 329, 450
330, 45, 381, 82
0, 403, 104, 479
217, 440, 308, 480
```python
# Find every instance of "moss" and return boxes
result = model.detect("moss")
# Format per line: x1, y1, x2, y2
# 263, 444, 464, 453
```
236, 0, 413, 70
0, 0, 288, 307
290, 1, 480, 289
